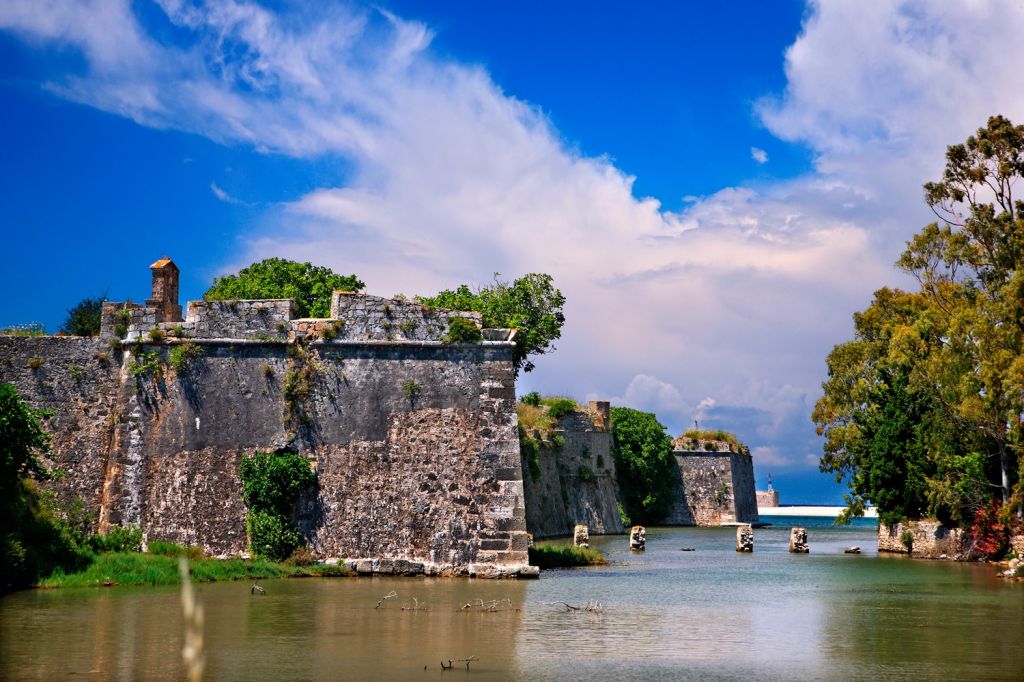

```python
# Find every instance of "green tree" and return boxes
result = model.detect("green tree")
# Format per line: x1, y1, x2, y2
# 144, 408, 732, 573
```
204, 258, 364, 318
816, 115, 1024, 526
900, 114, 1024, 511
0, 383, 89, 590
238, 449, 316, 561
419, 273, 566, 375
59, 294, 106, 336
609, 406, 676, 524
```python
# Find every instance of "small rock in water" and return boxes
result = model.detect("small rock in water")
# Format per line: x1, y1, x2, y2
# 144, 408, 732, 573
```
844, 546, 861, 554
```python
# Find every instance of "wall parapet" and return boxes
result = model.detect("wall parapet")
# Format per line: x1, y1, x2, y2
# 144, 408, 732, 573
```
100, 285, 513, 346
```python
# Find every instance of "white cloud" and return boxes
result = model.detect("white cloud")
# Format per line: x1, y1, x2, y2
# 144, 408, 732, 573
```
609, 374, 689, 424
752, 446, 791, 468
210, 182, 240, 204
750, 147, 768, 164
6, 0, 1024, 485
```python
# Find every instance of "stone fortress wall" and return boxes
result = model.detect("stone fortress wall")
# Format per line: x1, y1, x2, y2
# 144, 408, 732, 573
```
1, 259, 534, 578
522, 402, 625, 539
522, 405, 760, 534
662, 437, 759, 526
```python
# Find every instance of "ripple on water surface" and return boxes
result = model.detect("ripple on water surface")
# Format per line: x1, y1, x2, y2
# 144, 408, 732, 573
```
2, 522, 1022, 681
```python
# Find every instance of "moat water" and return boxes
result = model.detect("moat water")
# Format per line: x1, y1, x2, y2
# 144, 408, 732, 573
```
3, 518, 1022, 681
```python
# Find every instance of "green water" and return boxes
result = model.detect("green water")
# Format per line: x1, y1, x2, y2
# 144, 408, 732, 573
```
2, 521, 1022, 681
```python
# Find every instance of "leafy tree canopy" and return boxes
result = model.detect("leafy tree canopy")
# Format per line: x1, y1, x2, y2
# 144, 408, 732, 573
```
59, 294, 106, 336
0, 382, 52, 501
204, 258, 364, 318
1, 383, 93, 590
418, 273, 566, 375
610, 406, 676, 524
815, 115, 1024, 528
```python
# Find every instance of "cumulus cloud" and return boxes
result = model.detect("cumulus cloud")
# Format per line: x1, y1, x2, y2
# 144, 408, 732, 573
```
752, 446, 790, 468
608, 374, 689, 424
6, 0, 1024, 493
750, 147, 768, 164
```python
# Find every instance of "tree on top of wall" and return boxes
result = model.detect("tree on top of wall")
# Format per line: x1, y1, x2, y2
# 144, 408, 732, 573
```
59, 294, 106, 336
204, 258, 365, 318
418, 273, 566, 376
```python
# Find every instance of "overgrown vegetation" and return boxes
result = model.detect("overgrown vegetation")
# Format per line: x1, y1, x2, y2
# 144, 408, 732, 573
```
40, 551, 348, 588
148, 540, 205, 560
418, 272, 566, 375
542, 397, 577, 421
0, 323, 46, 337
402, 379, 422, 403
282, 343, 317, 426
1, 383, 89, 590
681, 429, 743, 452
203, 257, 365, 318
0, 382, 181, 590
239, 449, 316, 561
610, 406, 676, 525
59, 295, 105, 336
520, 391, 542, 406
519, 425, 542, 480
814, 115, 1024, 539
443, 316, 483, 344
128, 350, 163, 379
168, 342, 204, 373
528, 543, 606, 569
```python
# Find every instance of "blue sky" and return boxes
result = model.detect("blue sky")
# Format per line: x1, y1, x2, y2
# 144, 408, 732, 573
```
4, 1, 1024, 503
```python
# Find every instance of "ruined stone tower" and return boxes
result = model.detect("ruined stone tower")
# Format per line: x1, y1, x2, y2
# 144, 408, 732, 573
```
146, 257, 182, 323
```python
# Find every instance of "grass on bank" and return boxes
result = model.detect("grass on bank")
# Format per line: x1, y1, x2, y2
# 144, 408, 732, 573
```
39, 548, 348, 588
528, 543, 607, 569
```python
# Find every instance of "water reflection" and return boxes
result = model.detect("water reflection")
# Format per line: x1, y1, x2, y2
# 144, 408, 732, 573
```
2, 524, 1022, 681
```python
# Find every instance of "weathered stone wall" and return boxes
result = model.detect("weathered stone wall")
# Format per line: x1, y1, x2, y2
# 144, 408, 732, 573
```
521, 404, 625, 539
183, 300, 295, 340
663, 451, 759, 526
756, 490, 780, 508
1, 326, 532, 576
331, 292, 483, 343
0, 337, 122, 514
878, 519, 967, 558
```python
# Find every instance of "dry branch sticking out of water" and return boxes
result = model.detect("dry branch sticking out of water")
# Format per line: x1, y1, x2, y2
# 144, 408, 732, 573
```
544, 600, 604, 613
375, 590, 398, 609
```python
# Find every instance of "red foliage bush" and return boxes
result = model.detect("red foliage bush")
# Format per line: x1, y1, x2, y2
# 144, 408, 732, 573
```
970, 501, 1009, 558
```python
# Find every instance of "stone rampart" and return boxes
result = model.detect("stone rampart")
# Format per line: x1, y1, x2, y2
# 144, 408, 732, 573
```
521, 402, 624, 539
3, 265, 532, 577
330, 291, 484, 343
183, 299, 295, 340
662, 449, 759, 526
878, 519, 967, 558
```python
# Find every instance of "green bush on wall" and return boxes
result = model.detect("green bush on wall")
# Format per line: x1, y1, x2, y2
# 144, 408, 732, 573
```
245, 509, 305, 562
239, 449, 316, 561
443, 317, 483, 344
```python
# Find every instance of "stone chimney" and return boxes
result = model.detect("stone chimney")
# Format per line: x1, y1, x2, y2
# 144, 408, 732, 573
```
147, 257, 183, 323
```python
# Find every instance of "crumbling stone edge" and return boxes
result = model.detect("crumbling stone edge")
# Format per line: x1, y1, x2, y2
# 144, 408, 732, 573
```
342, 558, 539, 579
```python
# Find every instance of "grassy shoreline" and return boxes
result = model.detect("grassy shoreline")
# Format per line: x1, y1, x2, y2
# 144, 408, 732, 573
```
528, 543, 607, 569
39, 551, 348, 589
